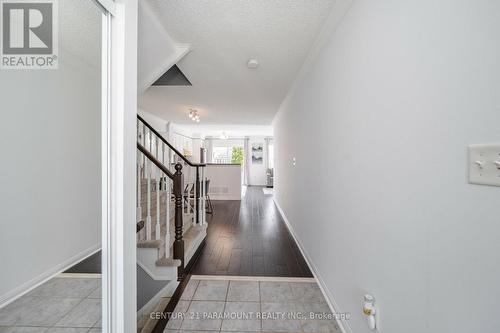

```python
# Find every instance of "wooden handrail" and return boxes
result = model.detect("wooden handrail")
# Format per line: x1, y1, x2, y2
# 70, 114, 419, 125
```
136, 221, 145, 233
137, 114, 206, 167
137, 143, 175, 180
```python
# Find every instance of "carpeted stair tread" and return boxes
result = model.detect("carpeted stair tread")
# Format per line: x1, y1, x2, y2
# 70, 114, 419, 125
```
137, 239, 162, 248
155, 257, 181, 267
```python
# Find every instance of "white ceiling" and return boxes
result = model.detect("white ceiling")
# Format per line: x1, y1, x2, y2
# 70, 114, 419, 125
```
138, 0, 337, 125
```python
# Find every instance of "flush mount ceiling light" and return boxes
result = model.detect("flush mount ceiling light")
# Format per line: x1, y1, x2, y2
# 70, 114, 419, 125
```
220, 132, 228, 140
188, 109, 200, 122
247, 59, 259, 69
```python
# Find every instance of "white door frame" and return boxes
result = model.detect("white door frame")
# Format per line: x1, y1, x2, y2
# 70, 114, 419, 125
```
96, 0, 138, 332
93, 0, 116, 14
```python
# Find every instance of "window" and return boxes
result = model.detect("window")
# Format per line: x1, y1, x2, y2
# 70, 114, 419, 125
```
211, 140, 244, 164
212, 146, 232, 163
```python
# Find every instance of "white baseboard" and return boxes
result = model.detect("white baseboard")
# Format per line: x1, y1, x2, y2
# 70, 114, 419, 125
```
191, 275, 316, 283
58, 273, 102, 279
0, 244, 101, 309
273, 199, 353, 333
210, 194, 241, 201
137, 279, 178, 318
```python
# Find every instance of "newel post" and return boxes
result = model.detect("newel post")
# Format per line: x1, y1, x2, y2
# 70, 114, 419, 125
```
173, 163, 185, 280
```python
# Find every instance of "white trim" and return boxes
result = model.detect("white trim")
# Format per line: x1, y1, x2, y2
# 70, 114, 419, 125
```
101, 9, 112, 333
93, 0, 117, 15
191, 275, 316, 283
137, 0, 191, 93
138, 44, 191, 93
0, 244, 100, 309
137, 280, 178, 318
58, 273, 102, 279
103, 1, 138, 332
273, 199, 352, 333
209, 194, 242, 201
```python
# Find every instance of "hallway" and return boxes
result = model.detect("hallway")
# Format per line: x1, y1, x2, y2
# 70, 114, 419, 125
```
191, 187, 312, 277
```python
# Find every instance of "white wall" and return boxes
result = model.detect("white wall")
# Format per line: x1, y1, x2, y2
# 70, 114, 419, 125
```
138, 0, 189, 92
191, 138, 205, 163
205, 165, 242, 200
0, 6, 102, 304
248, 137, 268, 186
138, 108, 168, 133
273, 1, 500, 332
171, 123, 274, 138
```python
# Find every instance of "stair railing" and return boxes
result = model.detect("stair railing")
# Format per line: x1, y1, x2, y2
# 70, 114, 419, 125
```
137, 115, 207, 227
137, 143, 186, 279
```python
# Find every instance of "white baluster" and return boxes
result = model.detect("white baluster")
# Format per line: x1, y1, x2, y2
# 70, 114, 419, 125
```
181, 183, 185, 225
155, 166, 161, 240
203, 168, 206, 225
201, 167, 206, 225
188, 185, 193, 226
194, 176, 197, 226
189, 183, 194, 226
146, 158, 152, 241
142, 125, 146, 178
201, 167, 206, 224
161, 142, 165, 165
199, 176, 203, 226
162, 143, 171, 258
154, 137, 160, 240
149, 128, 152, 154
168, 146, 172, 173
165, 175, 171, 258
137, 151, 142, 224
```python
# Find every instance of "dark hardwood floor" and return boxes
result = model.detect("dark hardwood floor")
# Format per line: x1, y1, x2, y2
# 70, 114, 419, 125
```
191, 186, 312, 277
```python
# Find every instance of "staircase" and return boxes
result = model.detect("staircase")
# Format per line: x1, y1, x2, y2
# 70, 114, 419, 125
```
136, 115, 208, 282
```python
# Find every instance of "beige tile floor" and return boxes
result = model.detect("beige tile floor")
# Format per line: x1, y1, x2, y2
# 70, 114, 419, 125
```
1, 276, 343, 333
0, 276, 102, 333
164, 277, 342, 333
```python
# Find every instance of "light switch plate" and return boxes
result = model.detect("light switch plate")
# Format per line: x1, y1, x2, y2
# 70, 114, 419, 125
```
468, 144, 500, 186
